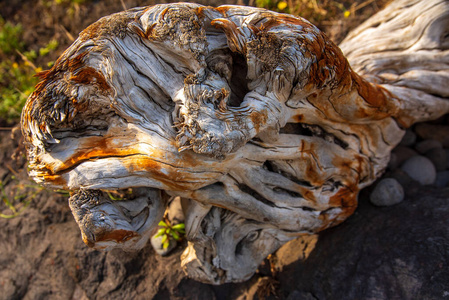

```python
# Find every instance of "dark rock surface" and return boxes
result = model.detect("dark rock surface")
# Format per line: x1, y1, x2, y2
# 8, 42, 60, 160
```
275, 187, 449, 300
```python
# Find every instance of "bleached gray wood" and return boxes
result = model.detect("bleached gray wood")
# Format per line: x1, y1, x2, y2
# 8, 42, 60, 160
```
21, 0, 449, 284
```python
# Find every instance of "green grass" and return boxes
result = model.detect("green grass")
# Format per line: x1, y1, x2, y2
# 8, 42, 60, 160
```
0, 17, 59, 124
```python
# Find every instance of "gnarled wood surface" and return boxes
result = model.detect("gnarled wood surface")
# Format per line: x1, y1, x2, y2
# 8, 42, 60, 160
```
21, 0, 449, 284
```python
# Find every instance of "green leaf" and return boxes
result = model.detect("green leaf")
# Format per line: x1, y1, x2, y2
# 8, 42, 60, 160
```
154, 228, 166, 238
158, 220, 168, 227
107, 192, 122, 201
172, 223, 185, 230
163, 240, 170, 249
171, 231, 179, 240
161, 234, 168, 245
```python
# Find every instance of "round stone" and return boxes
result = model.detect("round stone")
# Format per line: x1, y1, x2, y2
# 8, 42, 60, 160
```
387, 169, 414, 187
434, 171, 449, 188
400, 155, 436, 185
150, 234, 177, 256
388, 152, 399, 170
369, 178, 404, 207
392, 146, 418, 166
445, 149, 449, 169
415, 123, 449, 147
415, 139, 442, 154
399, 129, 417, 147
425, 147, 447, 172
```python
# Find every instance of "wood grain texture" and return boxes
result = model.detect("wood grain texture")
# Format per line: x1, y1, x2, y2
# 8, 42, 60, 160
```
21, 0, 449, 284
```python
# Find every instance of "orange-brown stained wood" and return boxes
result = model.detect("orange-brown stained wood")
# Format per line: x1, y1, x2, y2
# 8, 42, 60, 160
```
327, 184, 358, 208
354, 73, 400, 119
70, 67, 111, 92
211, 19, 245, 54
317, 184, 358, 231
144, 23, 157, 39
83, 229, 139, 248
255, 17, 284, 32
304, 34, 348, 89
331, 154, 362, 181
298, 186, 317, 203
123, 155, 222, 191
54, 136, 142, 174
249, 110, 268, 132
213, 5, 232, 16
194, 6, 207, 19
80, 20, 105, 41
295, 140, 328, 189
293, 114, 304, 122
40, 133, 225, 191
277, 14, 313, 28
79, 13, 133, 41
42, 174, 68, 189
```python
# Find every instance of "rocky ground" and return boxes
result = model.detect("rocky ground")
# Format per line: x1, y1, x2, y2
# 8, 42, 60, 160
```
1, 1, 448, 299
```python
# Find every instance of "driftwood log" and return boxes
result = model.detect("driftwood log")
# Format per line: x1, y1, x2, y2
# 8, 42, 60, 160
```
21, 0, 449, 284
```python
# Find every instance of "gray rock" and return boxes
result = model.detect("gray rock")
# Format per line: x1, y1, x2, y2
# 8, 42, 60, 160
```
386, 169, 414, 187
434, 171, 449, 187
401, 155, 436, 185
415, 139, 442, 154
150, 234, 177, 256
392, 146, 418, 167
167, 196, 184, 224
425, 147, 447, 171
387, 152, 399, 170
369, 178, 404, 206
399, 129, 417, 147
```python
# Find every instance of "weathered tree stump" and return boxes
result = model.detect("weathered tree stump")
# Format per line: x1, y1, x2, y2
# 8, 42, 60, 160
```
21, 0, 449, 284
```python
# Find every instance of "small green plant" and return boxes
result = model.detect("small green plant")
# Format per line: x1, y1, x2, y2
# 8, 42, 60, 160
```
0, 177, 44, 219
47, 0, 90, 17
154, 219, 186, 249
0, 17, 24, 55
254, 0, 373, 25
106, 188, 133, 201
39, 39, 59, 57
0, 17, 60, 123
